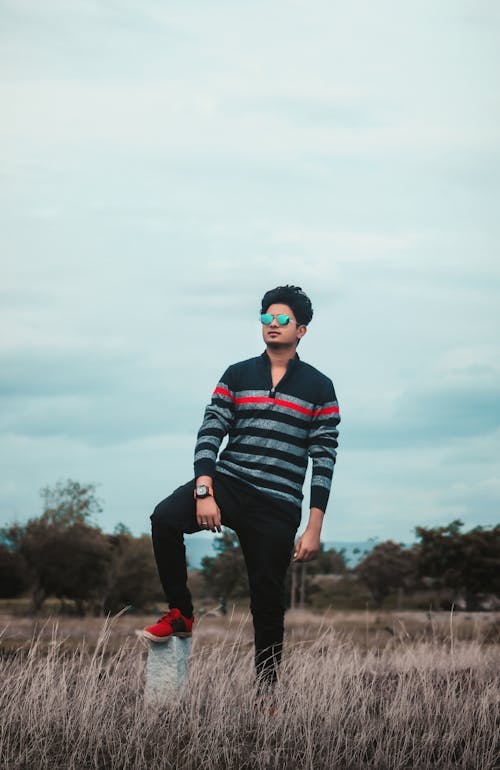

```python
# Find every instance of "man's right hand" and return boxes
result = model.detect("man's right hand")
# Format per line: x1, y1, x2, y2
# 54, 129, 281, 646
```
196, 497, 222, 533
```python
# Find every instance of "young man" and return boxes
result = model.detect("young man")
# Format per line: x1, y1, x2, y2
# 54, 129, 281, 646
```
144, 285, 340, 689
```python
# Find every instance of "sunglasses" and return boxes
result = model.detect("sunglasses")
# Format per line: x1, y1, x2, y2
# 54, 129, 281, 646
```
260, 313, 293, 326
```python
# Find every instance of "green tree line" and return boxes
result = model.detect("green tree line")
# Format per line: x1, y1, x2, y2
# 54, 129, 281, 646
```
0, 480, 163, 615
1, 480, 499, 615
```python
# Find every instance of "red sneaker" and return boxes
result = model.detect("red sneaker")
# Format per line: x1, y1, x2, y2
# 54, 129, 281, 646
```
143, 608, 194, 642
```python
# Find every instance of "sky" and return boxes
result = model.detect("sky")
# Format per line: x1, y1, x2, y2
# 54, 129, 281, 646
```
1, 0, 499, 545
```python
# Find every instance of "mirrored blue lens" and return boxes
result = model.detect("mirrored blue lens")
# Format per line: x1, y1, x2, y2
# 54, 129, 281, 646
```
260, 313, 291, 325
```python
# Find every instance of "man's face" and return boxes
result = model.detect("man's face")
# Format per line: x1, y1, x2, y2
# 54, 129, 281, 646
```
261, 303, 307, 348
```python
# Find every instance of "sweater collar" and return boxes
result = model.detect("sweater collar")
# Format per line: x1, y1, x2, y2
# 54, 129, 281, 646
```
260, 350, 300, 369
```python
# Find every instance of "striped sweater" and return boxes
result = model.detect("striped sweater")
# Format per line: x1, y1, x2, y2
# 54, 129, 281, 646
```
194, 351, 340, 513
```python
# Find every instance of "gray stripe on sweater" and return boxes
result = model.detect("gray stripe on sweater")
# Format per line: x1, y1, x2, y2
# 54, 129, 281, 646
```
218, 458, 303, 493
232, 417, 308, 440
227, 434, 308, 457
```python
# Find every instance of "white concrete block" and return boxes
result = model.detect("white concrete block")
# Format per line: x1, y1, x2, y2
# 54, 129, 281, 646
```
144, 635, 192, 706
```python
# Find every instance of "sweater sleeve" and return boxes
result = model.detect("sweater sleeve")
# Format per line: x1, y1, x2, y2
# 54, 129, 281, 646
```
193, 367, 236, 478
307, 379, 340, 513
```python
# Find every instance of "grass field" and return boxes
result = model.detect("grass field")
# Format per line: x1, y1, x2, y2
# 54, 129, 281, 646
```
1, 609, 499, 769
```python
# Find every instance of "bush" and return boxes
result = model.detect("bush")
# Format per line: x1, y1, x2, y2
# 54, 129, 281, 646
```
308, 574, 374, 610
0, 545, 30, 598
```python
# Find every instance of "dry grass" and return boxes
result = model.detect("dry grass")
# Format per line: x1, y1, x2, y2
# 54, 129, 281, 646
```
1, 610, 499, 769
1, 607, 499, 653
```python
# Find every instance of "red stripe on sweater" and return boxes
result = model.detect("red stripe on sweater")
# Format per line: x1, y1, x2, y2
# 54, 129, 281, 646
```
214, 387, 340, 418
313, 405, 340, 416
236, 395, 313, 415
213, 386, 236, 401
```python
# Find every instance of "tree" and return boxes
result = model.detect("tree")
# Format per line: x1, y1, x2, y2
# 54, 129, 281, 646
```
1, 479, 111, 614
355, 540, 417, 607
415, 520, 500, 609
20, 518, 113, 614
104, 531, 163, 614
201, 531, 249, 601
414, 519, 464, 585
39, 478, 103, 526
459, 526, 500, 598
308, 544, 348, 575
0, 544, 30, 598
286, 545, 347, 609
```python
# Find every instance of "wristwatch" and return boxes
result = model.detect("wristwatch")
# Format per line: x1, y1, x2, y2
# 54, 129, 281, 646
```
194, 484, 214, 500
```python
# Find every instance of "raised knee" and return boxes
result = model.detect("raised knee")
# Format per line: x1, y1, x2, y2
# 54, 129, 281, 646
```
150, 500, 173, 528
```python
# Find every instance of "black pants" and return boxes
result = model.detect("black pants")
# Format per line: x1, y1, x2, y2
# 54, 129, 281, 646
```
150, 471, 300, 687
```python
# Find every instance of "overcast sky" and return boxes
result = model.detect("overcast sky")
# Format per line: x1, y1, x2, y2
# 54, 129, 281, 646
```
1, 0, 499, 544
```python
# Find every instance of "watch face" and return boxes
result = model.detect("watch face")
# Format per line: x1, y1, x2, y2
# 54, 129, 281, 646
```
196, 485, 208, 497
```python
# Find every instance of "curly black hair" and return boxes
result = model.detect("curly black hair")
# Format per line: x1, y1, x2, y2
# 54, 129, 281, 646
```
260, 285, 313, 326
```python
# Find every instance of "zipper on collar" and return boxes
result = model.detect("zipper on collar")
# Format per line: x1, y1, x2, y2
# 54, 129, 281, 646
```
262, 352, 299, 398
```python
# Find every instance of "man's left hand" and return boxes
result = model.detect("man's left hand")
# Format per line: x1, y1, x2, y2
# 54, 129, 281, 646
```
293, 528, 321, 562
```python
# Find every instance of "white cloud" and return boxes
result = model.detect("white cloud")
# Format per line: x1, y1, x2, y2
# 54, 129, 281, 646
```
2, 0, 499, 164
